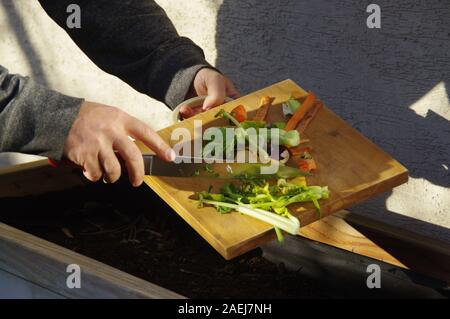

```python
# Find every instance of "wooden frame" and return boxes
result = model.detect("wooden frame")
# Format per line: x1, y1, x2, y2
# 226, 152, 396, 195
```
298, 210, 450, 283
0, 159, 85, 198
0, 222, 184, 298
0, 161, 184, 298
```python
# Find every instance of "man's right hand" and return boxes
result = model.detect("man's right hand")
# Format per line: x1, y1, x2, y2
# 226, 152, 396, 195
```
63, 101, 175, 187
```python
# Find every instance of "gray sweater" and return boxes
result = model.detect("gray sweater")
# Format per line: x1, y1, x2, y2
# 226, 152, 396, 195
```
0, 0, 212, 159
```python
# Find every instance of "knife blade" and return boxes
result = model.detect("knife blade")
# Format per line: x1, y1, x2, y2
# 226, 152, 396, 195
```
143, 154, 309, 179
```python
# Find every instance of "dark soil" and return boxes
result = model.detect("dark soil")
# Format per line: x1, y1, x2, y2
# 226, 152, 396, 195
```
0, 179, 331, 298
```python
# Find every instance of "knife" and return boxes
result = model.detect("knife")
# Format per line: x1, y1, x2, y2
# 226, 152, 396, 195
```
48, 155, 309, 179
143, 154, 309, 179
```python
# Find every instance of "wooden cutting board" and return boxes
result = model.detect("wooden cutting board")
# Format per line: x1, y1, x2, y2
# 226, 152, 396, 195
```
138, 79, 408, 259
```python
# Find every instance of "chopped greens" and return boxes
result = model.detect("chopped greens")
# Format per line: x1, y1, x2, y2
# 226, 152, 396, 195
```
272, 122, 286, 129
215, 109, 270, 161
204, 163, 214, 173
286, 95, 302, 113
197, 178, 329, 241
279, 130, 300, 148
197, 99, 328, 244
204, 110, 301, 161
240, 120, 266, 129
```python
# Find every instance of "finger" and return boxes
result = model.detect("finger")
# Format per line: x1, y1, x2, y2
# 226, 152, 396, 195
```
82, 152, 103, 182
189, 106, 204, 116
99, 148, 122, 184
179, 105, 195, 119
125, 116, 175, 162
202, 77, 226, 111
225, 78, 240, 99
179, 104, 204, 119
113, 138, 144, 187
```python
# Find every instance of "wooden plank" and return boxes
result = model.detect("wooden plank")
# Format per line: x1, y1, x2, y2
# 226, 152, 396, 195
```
0, 160, 86, 198
262, 235, 447, 298
299, 211, 407, 268
139, 79, 409, 259
0, 222, 184, 299
0, 268, 64, 299
298, 210, 450, 283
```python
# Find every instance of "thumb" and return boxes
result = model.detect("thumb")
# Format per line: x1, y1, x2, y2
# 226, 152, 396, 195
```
202, 79, 226, 111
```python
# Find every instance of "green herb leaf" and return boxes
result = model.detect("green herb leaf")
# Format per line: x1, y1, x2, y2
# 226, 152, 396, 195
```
272, 122, 286, 129
287, 96, 301, 113
197, 178, 329, 239
240, 120, 267, 129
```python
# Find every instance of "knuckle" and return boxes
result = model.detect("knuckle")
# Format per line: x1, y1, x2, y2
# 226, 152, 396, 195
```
77, 150, 90, 163
102, 126, 117, 138
127, 153, 142, 165
137, 122, 151, 137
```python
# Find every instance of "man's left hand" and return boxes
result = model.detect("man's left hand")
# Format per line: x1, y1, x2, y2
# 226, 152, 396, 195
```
179, 68, 240, 119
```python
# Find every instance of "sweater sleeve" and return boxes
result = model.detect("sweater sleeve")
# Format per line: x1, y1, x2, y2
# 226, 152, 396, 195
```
0, 65, 83, 159
38, 0, 214, 109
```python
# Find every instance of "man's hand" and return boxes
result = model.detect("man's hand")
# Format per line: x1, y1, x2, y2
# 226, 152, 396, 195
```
63, 101, 175, 187
179, 68, 240, 119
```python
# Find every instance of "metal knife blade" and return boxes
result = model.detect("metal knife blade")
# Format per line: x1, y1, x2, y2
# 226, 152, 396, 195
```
143, 154, 309, 179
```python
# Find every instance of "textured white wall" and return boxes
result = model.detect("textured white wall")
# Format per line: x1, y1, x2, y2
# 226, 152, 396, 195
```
0, 0, 173, 130
0, 0, 448, 241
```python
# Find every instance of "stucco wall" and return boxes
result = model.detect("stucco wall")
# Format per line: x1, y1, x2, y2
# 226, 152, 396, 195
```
0, 0, 448, 242
0, 0, 173, 129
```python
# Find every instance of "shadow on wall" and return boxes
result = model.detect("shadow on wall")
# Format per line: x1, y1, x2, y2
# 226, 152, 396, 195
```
0, 0, 48, 86
215, 1, 450, 238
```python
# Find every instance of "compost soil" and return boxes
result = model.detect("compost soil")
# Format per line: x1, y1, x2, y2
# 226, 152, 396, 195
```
0, 179, 331, 298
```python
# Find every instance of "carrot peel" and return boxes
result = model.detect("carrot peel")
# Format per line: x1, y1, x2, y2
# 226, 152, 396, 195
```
285, 92, 317, 131
230, 104, 247, 122
253, 96, 275, 121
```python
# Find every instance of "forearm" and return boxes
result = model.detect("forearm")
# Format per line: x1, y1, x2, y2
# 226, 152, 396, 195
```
0, 66, 83, 159
38, 0, 213, 109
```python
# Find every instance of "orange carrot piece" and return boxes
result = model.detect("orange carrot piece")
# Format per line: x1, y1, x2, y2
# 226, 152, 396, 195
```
298, 158, 317, 173
307, 158, 317, 172
289, 146, 313, 157
297, 101, 323, 134
299, 138, 310, 144
298, 159, 310, 172
253, 96, 275, 121
230, 104, 247, 122
285, 92, 317, 131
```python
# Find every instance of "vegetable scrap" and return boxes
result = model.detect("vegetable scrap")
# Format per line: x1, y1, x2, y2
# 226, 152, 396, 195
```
198, 93, 326, 241
197, 178, 329, 242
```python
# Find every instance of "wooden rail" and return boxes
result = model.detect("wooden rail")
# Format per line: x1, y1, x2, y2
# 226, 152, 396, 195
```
0, 222, 184, 298
298, 211, 450, 283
